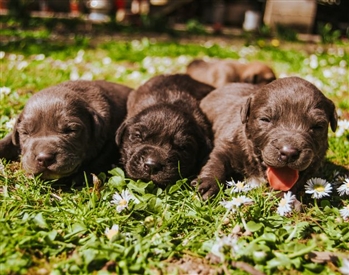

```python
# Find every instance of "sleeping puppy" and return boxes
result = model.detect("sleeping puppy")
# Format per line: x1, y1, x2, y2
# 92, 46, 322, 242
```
116, 74, 214, 187
193, 77, 337, 199
186, 59, 276, 88
0, 80, 132, 183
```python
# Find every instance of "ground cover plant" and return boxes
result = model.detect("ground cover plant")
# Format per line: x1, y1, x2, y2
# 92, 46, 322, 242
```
0, 28, 349, 274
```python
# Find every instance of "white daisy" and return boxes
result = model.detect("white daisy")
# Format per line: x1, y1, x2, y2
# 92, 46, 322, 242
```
0, 86, 11, 96
277, 191, 296, 216
211, 235, 239, 262
220, 200, 236, 213
5, 118, 16, 130
340, 258, 349, 275
227, 180, 251, 193
110, 189, 139, 213
221, 195, 254, 212
305, 178, 332, 199
338, 178, 349, 196
339, 205, 349, 220
105, 224, 119, 240
0, 159, 4, 174
336, 119, 349, 138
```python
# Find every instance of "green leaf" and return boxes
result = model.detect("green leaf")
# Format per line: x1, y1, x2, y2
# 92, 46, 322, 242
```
34, 212, 48, 229
246, 221, 263, 232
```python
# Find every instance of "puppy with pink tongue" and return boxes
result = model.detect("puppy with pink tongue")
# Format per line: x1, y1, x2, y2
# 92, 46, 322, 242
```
192, 77, 337, 200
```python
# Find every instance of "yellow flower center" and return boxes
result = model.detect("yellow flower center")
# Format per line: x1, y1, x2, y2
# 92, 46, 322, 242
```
314, 185, 325, 192
119, 199, 128, 206
280, 198, 287, 207
106, 229, 118, 240
237, 182, 244, 189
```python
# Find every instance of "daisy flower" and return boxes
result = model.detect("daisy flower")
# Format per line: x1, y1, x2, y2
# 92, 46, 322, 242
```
110, 189, 139, 213
337, 178, 349, 196
340, 258, 349, 275
227, 180, 251, 193
339, 205, 349, 220
105, 224, 119, 240
0, 159, 4, 174
220, 195, 253, 212
277, 191, 296, 216
336, 119, 349, 138
305, 178, 332, 199
211, 235, 239, 262
5, 118, 16, 130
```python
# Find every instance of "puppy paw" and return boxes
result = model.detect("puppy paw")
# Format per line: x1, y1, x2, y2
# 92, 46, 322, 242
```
191, 177, 220, 200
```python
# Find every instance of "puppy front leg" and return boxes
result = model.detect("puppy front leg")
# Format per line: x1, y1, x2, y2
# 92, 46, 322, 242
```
0, 133, 20, 160
192, 146, 230, 200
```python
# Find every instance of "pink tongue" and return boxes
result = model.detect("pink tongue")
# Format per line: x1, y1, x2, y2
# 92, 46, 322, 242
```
267, 166, 299, 191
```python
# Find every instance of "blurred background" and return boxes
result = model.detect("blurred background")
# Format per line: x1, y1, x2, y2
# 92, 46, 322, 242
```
1, 0, 348, 38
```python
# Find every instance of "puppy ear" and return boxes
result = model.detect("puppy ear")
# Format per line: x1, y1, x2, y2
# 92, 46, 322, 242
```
241, 97, 252, 124
0, 132, 20, 160
11, 115, 21, 146
327, 100, 338, 132
88, 108, 105, 143
115, 121, 128, 146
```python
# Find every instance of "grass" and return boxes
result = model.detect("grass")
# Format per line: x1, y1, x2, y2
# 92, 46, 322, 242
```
0, 28, 349, 275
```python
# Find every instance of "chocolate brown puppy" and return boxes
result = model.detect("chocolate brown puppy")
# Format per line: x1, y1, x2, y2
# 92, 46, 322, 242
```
0, 80, 132, 183
194, 77, 337, 199
116, 74, 214, 187
186, 59, 276, 88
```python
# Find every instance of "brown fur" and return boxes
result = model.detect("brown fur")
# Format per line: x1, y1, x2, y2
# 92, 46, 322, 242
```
116, 74, 214, 187
186, 59, 276, 88
193, 77, 337, 199
0, 80, 132, 184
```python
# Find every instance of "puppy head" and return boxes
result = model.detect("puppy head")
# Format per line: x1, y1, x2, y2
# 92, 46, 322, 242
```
240, 62, 276, 85
116, 104, 211, 187
241, 77, 337, 191
12, 87, 102, 180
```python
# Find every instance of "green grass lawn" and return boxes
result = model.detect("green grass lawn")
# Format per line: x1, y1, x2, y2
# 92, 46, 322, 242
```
0, 29, 349, 275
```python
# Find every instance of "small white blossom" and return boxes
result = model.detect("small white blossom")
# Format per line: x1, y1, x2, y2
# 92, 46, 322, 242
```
70, 70, 80, 80
336, 119, 349, 138
0, 51, 5, 59
340, 258, 349, 275
105, 224, 119, 240
5, 118, 16, 130
0, 159, 4, 174
338, 178, 349, 196
0, 86, 11, 96
220, 195, 253, 212
227, 180, 250, 193
111, 189, 139, 213
305, 178, 332, 199
102, 57, 112, 65
34, 54, 45, 61
277, 191, 296, 216
339, 205, 349, 220
211, 235, 239, 262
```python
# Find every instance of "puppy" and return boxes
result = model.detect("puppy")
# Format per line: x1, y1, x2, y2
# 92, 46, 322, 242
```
116, 74, 214, 187
186, 59, 276, 88
0, 80, 132, 183
193, 77, 337, 199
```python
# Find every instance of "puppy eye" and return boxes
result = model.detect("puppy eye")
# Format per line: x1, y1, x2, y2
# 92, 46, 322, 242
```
62, 124, 81, 134
311, 124, 325, 131
260, 117, 271, 123
130, 131, 142, 142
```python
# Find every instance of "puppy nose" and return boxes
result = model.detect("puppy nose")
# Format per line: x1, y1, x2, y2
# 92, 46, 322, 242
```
36, 153, 55, 167
279, 146, 300, 162
143, 157, 162, 174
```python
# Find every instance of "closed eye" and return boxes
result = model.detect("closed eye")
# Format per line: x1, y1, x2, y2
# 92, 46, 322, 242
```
260, 117, 271, 123
62, 124, 82, 134
311, 123, 326, 131
130, 131, 142, 142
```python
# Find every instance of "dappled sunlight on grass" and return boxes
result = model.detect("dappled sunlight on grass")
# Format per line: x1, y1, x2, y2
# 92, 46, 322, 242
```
0, 35, 348, 274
